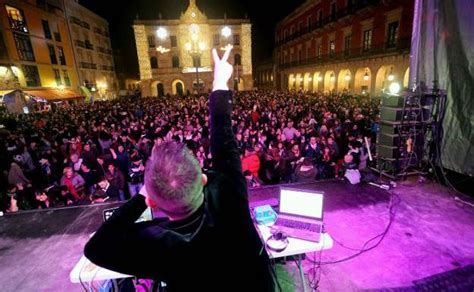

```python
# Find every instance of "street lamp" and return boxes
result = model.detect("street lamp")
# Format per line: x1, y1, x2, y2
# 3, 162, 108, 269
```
185, 24, 205, 93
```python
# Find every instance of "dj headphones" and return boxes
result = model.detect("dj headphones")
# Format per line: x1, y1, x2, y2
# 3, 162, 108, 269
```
266, 230, 289, 252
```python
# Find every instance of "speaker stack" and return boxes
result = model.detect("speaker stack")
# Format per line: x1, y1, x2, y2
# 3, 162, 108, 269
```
375, 92, 435, 178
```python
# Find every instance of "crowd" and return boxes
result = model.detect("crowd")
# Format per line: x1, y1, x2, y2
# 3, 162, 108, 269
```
0, 90, 380, 212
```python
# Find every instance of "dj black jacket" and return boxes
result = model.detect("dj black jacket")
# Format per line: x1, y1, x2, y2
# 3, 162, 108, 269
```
84, 90, 275, 292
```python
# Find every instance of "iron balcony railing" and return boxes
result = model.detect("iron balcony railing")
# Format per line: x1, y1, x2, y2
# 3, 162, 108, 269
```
278, 38, 410, 69
276, 0, 379, 47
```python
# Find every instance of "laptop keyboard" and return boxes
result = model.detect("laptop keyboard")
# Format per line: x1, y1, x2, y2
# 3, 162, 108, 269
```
275, 218, 322, 233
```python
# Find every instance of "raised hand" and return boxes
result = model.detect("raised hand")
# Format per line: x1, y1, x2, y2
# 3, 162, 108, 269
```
212, 45, 233, 91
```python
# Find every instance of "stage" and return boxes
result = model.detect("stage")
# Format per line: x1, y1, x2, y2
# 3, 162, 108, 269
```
1, 179, 473, 291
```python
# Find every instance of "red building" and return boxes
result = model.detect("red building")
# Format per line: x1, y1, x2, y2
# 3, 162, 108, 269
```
273, 0, 414, 95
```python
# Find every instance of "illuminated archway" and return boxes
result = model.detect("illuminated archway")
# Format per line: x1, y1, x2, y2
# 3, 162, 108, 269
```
354, 67, 372, 95
312, 72, 322, 92
288, 74, 295, 90
295, 73, 303, 90
375, 65, 396, 94
324, 70, 336, 92
172, 79, 185, 96
151, 80, 163, 96
337, 69, 352, 92
303, 72, 311, 91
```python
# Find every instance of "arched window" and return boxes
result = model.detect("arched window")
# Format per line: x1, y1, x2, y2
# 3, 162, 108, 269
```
172, 56, 180, 68
150, 57, 158, 69
234, 53, 241, 66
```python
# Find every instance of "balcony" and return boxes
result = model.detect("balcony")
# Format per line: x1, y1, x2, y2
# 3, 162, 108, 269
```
97, 46, 112, 55
276, 0, 379, 46
99, 65, 115, 71
279, 38, 410, 69
81, 22, 90, 30
94, 27, 109, 38
85, 41, 94, 50
80, 62, 97, 70
75, 40, 85, 48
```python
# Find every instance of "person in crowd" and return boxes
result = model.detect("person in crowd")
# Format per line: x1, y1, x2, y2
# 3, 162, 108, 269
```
60, 167, 85, 202
241, 146, 260, 180
127, 156, 145, 197
295, 157, 318, 183
104, 162, 125, 200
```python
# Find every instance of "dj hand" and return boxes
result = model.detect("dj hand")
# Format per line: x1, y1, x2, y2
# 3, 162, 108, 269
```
212, 45, 233, 91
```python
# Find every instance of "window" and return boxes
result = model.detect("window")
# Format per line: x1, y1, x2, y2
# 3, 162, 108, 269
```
147, 35, 155, 48
307, 15, 313, 28
363, 29, 372, 51
48, 44, 57, 64
13, 33, 35, 61
170, 35, 177, 47
63, 70, 71, 86
172, 56, 179, 68
329, 40, 335, 56
54, 29, 61, 42
298, 22, 303, 32
284, 29, 288, 39
22, 65, 41, 87
306, 46, 311, 60
386, 21, 399, 48
213, 34, 220, 46
234, 53, 241, 66
150, 56, 158, 69
330, 2, 337, 21
344, 35, 352, 55
42, 20, 52, 39
192, 55, 201, 67
298, 49, 303, 61
317, 44, 322, 59
6, 5, 28, 33
53, 69, 62, 86
57, 46, 66, 65
290, 25, 295, 35
318, 10, 323, 27
233, 34, 240, 46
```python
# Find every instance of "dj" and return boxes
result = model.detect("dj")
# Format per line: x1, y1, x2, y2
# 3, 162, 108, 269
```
84, 46, 276, 291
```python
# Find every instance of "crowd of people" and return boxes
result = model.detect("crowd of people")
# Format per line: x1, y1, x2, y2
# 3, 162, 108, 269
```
0, 90, 380, 213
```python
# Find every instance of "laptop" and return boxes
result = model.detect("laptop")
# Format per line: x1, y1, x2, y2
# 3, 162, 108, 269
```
103, 207, 154, 223
273, 187, 324, 242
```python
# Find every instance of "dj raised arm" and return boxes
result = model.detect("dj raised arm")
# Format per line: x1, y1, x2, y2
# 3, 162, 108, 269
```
84, 46, 276, 291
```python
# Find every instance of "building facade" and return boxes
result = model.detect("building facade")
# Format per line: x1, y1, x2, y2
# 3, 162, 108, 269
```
275, 0, 414, 96
64, 0, 117, 99
254, 58, 274, 90
0, 0, 80, 97
133, 0, 253, 97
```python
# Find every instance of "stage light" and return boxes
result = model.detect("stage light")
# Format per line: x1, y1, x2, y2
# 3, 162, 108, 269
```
363, 70, 369, 81
221, 26, 231, 38
344, 73, 351, 81
389, 82, 401, 94
156, 27, 168, 40
330, 73, 335, 82
11, 66, 20, 76
0, 66, 7, 76
198, 42, 206, 51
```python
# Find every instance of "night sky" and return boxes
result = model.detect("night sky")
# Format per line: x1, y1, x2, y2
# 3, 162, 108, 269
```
79, 0, 305, 79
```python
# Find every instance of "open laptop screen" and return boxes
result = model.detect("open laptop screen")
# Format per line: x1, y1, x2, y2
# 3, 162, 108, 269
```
279, 188, 324, 219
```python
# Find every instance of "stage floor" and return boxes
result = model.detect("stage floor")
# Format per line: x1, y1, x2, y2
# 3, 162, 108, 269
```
1, 179, 473, 291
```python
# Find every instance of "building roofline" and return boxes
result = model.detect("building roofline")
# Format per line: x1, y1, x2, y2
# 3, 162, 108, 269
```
276, 0, 318, 29
133, 18, 250, 26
